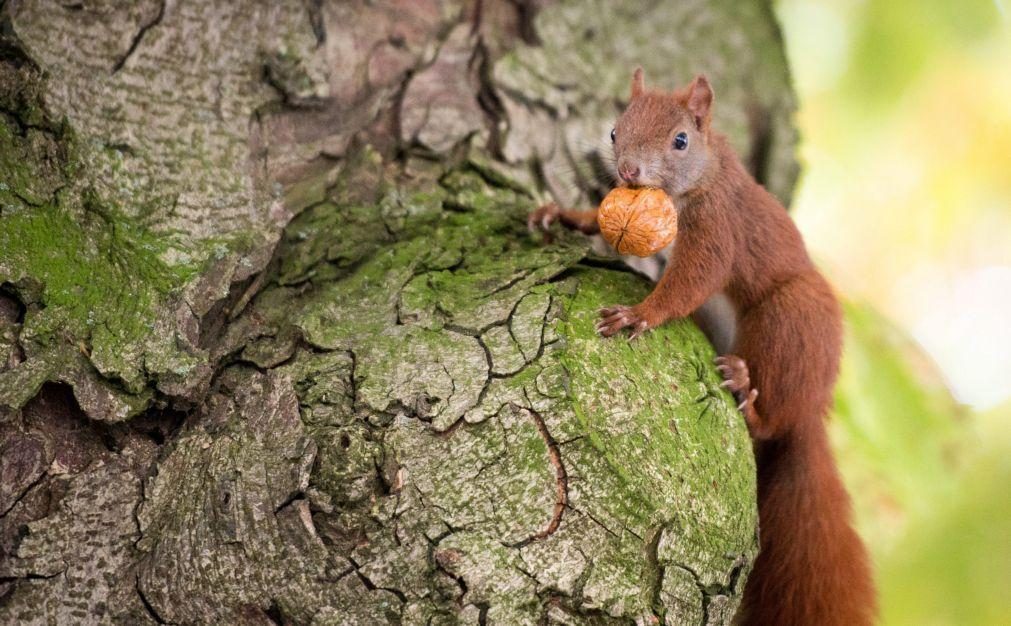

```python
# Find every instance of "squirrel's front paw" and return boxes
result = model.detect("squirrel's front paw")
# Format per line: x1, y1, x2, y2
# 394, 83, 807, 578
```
527, 202, 562, 235
596, 305, 653, 340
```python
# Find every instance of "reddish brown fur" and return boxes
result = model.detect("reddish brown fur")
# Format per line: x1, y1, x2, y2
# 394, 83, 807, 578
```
531, 71, 876, 625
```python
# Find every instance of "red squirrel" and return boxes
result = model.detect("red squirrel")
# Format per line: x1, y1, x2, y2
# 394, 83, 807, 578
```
529, 69, 876, 625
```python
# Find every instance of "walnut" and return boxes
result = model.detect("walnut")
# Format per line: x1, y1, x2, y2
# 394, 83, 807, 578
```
597, 187, 678, 257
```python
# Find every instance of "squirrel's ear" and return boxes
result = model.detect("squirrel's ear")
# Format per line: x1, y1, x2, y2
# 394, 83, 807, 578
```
686, 75, 714, 130
630, 67, 645, 99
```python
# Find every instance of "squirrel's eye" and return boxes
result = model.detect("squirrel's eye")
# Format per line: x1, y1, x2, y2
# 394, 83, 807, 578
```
673, 132, 689, 150
610, 128, 616, 143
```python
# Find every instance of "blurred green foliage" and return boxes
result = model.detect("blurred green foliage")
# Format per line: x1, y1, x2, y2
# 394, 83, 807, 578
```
845, 0, 997, 109
833, 303, 1011, 624
876, 437, 1011, 625
833, 302, 965, 551
776, 1, 1011, 623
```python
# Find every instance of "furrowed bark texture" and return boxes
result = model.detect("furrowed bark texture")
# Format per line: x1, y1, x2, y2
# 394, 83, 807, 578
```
0, 1, 797, 624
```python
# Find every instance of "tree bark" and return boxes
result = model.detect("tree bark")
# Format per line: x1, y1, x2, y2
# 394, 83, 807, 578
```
0, 1, 797, 623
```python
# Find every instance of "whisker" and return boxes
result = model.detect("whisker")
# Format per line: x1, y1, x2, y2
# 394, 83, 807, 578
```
541, 170, 618, 203
569, 141, 616, 158
543, 164, 617, 187
543, 162, 616, 179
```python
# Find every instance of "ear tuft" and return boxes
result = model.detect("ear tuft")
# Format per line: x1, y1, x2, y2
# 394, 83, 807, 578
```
686, 74, 714, 130
630, 67, 645, 99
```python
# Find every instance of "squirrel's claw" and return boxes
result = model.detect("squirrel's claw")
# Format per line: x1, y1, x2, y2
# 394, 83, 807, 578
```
737, 388, 759, 411
598, 305, 628, 319
596, 305, 651, 339
627, 320, 649, 341
596, 305, 631, 336
715, 354, 759, 411
527, 203, 560, 234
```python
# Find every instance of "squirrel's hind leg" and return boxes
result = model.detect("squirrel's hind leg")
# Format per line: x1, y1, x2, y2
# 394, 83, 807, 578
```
715, 355, 770, 439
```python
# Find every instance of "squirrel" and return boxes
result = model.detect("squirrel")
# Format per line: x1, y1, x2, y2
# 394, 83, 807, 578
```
529, 69, 876, 625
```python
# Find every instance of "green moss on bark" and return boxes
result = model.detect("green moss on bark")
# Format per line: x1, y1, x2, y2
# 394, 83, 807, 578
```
0, 0, 801, 619
1, 145, 759, 624
0, 58, 255, 417
104, 158, 756, 623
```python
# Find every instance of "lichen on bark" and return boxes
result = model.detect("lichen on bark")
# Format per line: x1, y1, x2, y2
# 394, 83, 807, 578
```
140, 158, 756, 624
2, 146, 759, 623
0, 0, 800, 623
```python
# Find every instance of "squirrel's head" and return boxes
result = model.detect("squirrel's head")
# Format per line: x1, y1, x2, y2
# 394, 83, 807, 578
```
610, 68, 714, 196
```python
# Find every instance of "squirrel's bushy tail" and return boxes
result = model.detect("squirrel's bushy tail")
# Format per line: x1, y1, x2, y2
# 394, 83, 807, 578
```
736, 425, 876, 626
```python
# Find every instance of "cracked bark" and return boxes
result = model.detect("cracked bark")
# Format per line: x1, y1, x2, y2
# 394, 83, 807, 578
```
0, 0, 797, 623
505, 403, 568, 548
111, 0, 166, 74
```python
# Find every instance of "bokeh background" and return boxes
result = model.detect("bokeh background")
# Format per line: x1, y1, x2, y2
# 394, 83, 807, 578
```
774, 0, 1010, 623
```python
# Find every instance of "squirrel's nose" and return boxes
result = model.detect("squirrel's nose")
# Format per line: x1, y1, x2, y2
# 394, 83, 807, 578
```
618, 163, 641, 184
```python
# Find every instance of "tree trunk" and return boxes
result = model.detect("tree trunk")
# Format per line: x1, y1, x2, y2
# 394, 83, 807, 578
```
0, 1, 797, 623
